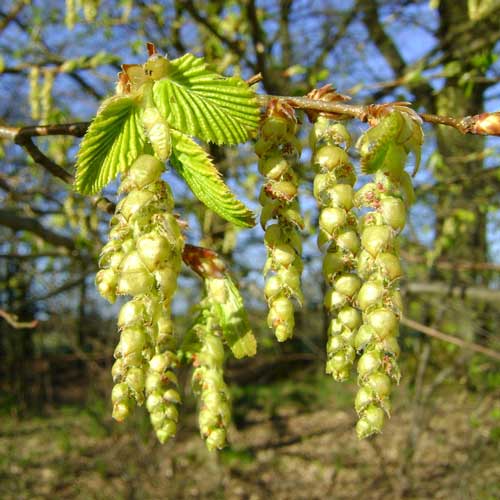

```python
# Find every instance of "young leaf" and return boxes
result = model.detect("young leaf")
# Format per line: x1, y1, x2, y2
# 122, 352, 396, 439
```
75, 96, 145, 194
153, 54, 260, 145
206, 275, 257, 359
170, 130, 255, 228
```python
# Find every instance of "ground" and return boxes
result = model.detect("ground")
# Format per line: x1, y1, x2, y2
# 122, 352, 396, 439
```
1, 367, 499, 500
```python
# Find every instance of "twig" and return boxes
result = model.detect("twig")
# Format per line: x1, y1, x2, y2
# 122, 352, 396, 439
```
401, 316, 500, 362
0, 209, 77, 250
0, 308, 38, 329
20, 138, 74, 184
405, 281, 500, 303
401, 251, 500, 272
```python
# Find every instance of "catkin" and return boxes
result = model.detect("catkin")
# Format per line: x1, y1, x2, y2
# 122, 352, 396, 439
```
29, 66, 40, 120
354, 109, 422, 438
41, 69, 55, 123
97, 154, 184, 443
310, 116, 361, 381
191, 292, 232, 451
255, 100, 303, 342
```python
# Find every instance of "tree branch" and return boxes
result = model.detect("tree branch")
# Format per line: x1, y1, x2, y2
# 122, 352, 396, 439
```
405, 281, 500, 303
402, 317, 500, 362
0, 308, 38, 329
0, 209, 77, 251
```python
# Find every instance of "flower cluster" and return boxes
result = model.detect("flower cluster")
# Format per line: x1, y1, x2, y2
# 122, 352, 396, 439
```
353, 110, 422, 438
310, 116, 361, 381
96, 154, 184, 443
255, 100, 303, 342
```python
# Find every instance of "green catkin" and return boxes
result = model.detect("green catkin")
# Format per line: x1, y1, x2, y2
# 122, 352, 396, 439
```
41, 69, 55, 123
255, 100, 303, 342
29, 66, 40, 121
97, 153, 184, 443
310, 116, 361, 381
82, 0, 99, 22
354, 109, 422, 439
191, 293, 232, 451
65, 0, 77, 30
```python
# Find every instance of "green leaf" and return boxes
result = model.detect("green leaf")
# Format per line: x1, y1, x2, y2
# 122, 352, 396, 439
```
75, 96, 145, 194
207, 275, 257, 359
170, 130, 255, 227
153, 53, 260, 145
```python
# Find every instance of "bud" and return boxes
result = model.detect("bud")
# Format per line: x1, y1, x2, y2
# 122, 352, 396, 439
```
111, 358, 125, 382
258, 155, 290, 180
313, 173, 330, 200
206, 428, 227, 451
357, 281, 384, 311
336, 229, 360, 255
324, 288, 347, 311
472, 111, 500, 136
356, 405, 385, 439
361, 225, 392, 257
121, 154, 164, 191
366, 308, 398, 337
155, 420, 177, 443
338, 306, 361, 330
272, 242, 296, 267
278, 266, 302, 300
116, 189, 155, 221
354, 325, 376, 351
111, 382, 129, 404
328, 184, 354, 210
117, 252, 154, 295
313, 145, 349, 171
125, 366, 146, 397
136, 232, 172, 271
96, 268, 118, 303
264, 275, 282, 300
355, 386, 374, 414
376, 253, 403, 281
120, 327, 146, 359
334, 274, 361, 298
118, 299, 146, 329
163, 388, 181, 404
264, 224, 282, 248
322, 252, 345, 281
261, 116, 289, 139
380, 197, 406, 231
319, 207, 347, 235
365, 372, 391, 400
113, 400, 132, 422
268, 181, 298, 201
275, 323, 293, 342
357, 350, 382, 378
154, 266, 178, 299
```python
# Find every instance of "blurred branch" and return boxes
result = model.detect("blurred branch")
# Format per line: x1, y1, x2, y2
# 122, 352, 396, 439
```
29, 275, 90, 303
0, 209, 76, 251
178, 0, 246, 58
402, 317, 500, 362
20, 138, 74, 184
0, 308, 38, 329
0, 1, 27, 34
402, 251, 500, 272
406, 281, 500, 303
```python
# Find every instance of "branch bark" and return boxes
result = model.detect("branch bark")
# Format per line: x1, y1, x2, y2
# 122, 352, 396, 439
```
0, 209, 77, 251
402, 317, 500, 362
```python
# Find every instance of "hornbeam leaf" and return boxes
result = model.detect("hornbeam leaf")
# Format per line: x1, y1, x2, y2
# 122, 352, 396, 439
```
206, 275, 257, 359
153, 53, 260, 145
75, 96, 145, 194
170, 130, 255, 228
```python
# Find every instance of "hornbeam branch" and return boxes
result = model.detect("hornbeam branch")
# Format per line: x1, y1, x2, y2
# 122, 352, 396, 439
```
402, 317, 500, 362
